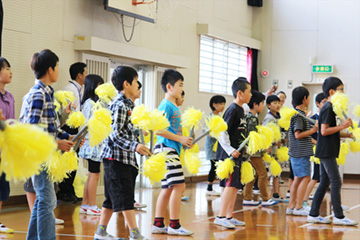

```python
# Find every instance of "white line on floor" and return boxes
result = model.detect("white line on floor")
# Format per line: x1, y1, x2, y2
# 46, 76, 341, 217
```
14, 231, 95, 238
192, 206, 261, 223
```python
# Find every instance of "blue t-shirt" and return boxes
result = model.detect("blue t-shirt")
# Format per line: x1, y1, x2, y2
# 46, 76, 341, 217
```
156, 99, 182, 154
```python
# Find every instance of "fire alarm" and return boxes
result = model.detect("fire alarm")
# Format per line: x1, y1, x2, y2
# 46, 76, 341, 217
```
261, 70, 269, 77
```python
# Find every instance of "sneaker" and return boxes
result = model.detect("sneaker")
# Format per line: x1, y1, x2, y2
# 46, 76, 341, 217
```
130, 236, 149, 240
307, 215, 331, 224
151, 225, 167, 234
293, 208, 309, 216
87, 206, 101, 216
55, 218, 64, 225
309, 194, 314, 200
134, 202, 147, 208
243, 199, 261, 206
206, 190, 221, 196
286, 208, 293, 215
181, 196, 189, 201
228, 218, 245, 226
0, 224, 14, 233
167, 226, 194, 236
272, 196, 288, 202
214, 217, 235, 229
333, 217, 358, 226
237, 189, 243, 194
94, 232, 117, 239
262, 199, 278, 206
79, 205, 88, 214
252, 189, 260, 195
304, 205, 311, 212
286, 191, 290, 198
279, 178, 284, 184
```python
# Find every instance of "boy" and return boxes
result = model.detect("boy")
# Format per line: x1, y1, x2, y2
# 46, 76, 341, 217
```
95, 66, 151, 239
243, 90, 278, 206
286, 87, 318, 216
151, 70, 193, 236
20, 49, 74, 240
214, 77, 251, 229
205, 95, 226, 196
308, 77, 357, 225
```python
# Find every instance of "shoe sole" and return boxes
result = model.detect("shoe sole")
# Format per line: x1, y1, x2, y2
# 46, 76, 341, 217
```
307, 220, 331, 224
214, 222, 236, 229
333, 222, 358, 226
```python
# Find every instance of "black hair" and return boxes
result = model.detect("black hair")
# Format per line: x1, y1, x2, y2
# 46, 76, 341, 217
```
160, 69, 184, 93
111, 66, 138, 91
81, 74, 104, 105
231, 77, 250, 98
181, 91, 185, 96
30, 49, 59, 79
266, 95, 280, 105
248, 90, 265, 109
0, 57, 10, 70
69, 62, 87, 80
322, 76, 343, 97
315, 92, 326, 104
137, 81, 142, 90
209, 95, 226, 111
277, 91, 287, 98
292, 86, 310, 107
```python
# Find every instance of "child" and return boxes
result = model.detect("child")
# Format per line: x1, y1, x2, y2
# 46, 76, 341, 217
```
151, 70, 194, 236
277, 91, 287, 108
205, 95, 226, 196
0, 57, 14, 234
20, 49, 74, 240
243, 90, 278, 206
303, 93, 327, 206
308, 77, 357, 226
95, 66, 151, 239
78, 74, 104, 216
286, 87, 318, 216
214, 77, 251, 229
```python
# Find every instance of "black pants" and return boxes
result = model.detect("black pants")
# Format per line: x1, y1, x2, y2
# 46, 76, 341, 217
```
208, 159, 217, 183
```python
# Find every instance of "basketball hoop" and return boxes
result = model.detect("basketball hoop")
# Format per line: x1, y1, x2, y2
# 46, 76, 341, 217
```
132, 0, 156, 5
148, 0, 181, 32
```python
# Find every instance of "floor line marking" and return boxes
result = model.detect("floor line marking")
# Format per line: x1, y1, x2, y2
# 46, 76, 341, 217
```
192, 206, 261, 223
14, 231, 94, 238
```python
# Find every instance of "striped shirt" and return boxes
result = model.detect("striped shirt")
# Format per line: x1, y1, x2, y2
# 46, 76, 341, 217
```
288, 109, 313, 158
100, 92, 139, 168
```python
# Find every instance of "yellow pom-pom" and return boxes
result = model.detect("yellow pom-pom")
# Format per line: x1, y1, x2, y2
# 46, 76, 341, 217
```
61, 150, 78, 172
181, 107, 203, 130
95, 82, 117, 104
54, 100, 61, 113
278, 107, 298, 130
213, 141, 218, 152
336, 141, 350, 165
276, 147, 289, 163
352, 128, 360, 141
332, 92, 349, 120
353, 105, 360, 117
66, 112, 86, 128
149, 109, 170, 132
350, 141, 360, 152
310, 146, 320, 164
44, 151, 69, 183
267, 122, 281, 142
206, 115, 228, 139
54, 91, 75, 106
179, 148, 185, 166
257, 125, 273, 148
88, 108, 112, 147
241, 161, 255, 184
270, 159, 282, 176
182, 127, 190, 137
142, 152, 168, 185
263, 153, 272, 163
215, 158, 235, 180
0, 131, 4, 149
131, 105, 152, 130
248, 131, 264, 155
0, 122, 57, 182
190, 143, 199, 153
184, 150, 201, 174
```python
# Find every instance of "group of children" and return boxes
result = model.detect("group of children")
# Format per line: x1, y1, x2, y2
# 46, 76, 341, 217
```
0, 48, 358, 240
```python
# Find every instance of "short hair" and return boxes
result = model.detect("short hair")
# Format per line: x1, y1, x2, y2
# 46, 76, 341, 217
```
248, 90, 265, 109
69, 62, 87, 80
137, 81, 142, 90
322, 76, 343, 97
209, 95, 226, 111
292, 86, 309, 107
111, 66, 138, 91
160, 69, 184, 93
30, 49, 59, 79
266, 95, 280, 105
231, 77, 250, 98
277, 91, 287, 98
0, 57, 10, 70
315, 92, 326, 104
82, 74, 104, 104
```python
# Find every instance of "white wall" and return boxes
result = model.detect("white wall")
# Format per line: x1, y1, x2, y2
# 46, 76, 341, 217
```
253, 0, 360, 174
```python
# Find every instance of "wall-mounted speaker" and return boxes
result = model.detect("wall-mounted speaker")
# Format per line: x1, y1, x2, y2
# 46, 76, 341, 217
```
248, 0, 263, 7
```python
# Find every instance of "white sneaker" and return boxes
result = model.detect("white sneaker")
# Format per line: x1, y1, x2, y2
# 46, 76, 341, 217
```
94, 232, 117, 239
237, 189, 243, 194
286, 191, 290, 198
243, 199, 261, 206
214, 217, 235, 229
228, 218, 245, 226
304, 205, 311, 212
206, 190, 221, 196
293, 208, 309, 216
307, 215, 331, 224
167, 226, 194, 235
333, 217, 358, 226
252, 189, 260, 195
181, 196, 189, 201
134, 202, 147, 208
286, 208, 293, 215
262, 199, 278, 206
55, 218, 64, 225
308, 194, 314, 200
151, 225, 167, 234
87, 206, 101, 216
0, 224, 14, 233
79, 205, 88, 214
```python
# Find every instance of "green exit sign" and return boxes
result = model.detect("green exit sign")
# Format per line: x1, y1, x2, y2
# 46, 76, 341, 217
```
312, 65, 333, 73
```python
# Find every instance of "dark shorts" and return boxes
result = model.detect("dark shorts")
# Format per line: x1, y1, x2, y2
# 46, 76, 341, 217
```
220, 159, 242, 189
87, 159, 101, 173
24, 178, 35, 194
289, 161, 294, 180
102, 159, 136, 212
311, 162, 320, 181
0, 173, 10, 201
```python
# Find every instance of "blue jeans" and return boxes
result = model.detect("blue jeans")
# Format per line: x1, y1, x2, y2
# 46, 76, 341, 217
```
26, 170, 56, 240
309, 158, 344, 219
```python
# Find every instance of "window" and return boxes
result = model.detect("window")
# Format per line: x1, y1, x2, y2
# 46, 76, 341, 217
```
199, 35, 248, 95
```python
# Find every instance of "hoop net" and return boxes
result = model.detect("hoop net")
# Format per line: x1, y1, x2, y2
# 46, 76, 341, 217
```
148, 0, 181, 32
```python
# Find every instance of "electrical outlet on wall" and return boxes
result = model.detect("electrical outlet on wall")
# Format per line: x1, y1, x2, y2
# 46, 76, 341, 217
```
272, 79, 278, 86
288, 80, 293, 89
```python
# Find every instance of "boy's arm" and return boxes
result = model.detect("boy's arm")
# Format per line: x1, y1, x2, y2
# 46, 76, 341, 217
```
340, 132, 354, 139
156, 130, 192, 148
294, 117, 318, 139
321, 119, 352, 136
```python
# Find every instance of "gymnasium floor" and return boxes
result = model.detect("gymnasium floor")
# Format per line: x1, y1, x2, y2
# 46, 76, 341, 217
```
1, 179, 360, 240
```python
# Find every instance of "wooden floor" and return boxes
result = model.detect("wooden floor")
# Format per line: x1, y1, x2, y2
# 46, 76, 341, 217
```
1, 179, 360, 240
